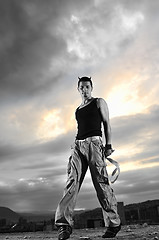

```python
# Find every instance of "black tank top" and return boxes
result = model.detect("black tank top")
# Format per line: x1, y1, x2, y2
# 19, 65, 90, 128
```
75, 98, 102, 140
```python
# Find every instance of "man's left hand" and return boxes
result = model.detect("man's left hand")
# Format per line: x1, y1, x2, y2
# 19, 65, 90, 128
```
104, 148, 114, 157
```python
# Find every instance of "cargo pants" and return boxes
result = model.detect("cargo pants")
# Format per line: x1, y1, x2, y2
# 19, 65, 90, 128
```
55, 136, 120, 228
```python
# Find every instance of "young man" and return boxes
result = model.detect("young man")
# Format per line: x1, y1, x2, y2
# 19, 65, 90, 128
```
55, 76, 121, 239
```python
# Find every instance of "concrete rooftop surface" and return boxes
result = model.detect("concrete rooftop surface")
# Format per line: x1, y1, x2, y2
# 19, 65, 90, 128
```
0, 224, 159, 240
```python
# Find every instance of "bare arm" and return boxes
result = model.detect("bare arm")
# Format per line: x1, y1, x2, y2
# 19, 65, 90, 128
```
97, 98, 114, 156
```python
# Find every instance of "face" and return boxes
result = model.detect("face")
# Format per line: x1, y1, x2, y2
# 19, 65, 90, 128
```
78, 81, 93, 99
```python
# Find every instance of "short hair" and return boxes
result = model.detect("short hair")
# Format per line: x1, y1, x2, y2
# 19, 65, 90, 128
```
78, 76, 93, 88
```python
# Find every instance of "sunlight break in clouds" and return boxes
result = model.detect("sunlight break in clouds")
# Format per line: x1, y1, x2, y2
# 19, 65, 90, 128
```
120, 158, 159, 172
39, 109, 65, 139
38, 105, 76, 141
107, 76, 145, 118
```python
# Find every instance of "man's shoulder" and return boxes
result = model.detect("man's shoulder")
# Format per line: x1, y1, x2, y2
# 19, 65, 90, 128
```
97, 97, 107, 105
97, 97, 105, 101
95, 97, 105, 109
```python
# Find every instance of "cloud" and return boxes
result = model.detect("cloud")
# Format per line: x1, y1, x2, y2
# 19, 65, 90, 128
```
112, 104, 159, 150
0, 0, 82, 105
0, 0, 148, 106
0, 178, 62, 212
59, 1, 145, 68
0, 130, 74, 163
1, 164, 159, 212
0, 1, 67, 102
0, 0, 159, 212
114, 165, 159, 204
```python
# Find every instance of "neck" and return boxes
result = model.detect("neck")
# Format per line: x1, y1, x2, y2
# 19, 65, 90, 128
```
82, 96, 93, 105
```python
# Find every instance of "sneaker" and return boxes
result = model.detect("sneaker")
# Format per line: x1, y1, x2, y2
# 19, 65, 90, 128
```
102, 224, 121, 238
58, 225, 72, 240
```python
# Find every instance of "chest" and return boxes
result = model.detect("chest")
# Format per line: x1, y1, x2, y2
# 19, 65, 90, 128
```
76, 101, 99, 121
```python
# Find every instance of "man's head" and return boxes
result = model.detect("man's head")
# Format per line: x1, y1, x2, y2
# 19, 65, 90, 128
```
77, 76, 93, 88
77, 76, 93, 99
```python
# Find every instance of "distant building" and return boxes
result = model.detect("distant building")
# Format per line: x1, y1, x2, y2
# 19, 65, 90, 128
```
0, 219, 6, 228
125, 200, 159, 224
73, 202, 126, 229
74, 208, 104, 229
117, 202, 126, 225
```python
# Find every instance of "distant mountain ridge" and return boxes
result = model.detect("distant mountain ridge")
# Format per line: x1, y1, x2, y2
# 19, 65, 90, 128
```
1, 199, 158, 224
20, 211, 55, 222
0, 206, 20, 222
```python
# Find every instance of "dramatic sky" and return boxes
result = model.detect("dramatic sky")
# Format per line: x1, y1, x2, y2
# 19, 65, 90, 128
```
0, 0, 159, 213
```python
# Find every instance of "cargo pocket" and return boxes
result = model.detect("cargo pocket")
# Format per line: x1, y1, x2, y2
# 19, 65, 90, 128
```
66, 156, 76, 194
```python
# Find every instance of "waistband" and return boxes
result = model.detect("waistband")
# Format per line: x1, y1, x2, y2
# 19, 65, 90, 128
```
76, 136, 102, 142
